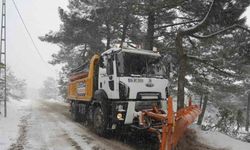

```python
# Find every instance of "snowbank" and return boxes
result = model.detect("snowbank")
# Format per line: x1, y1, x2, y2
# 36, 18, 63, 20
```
194, 126, 250, 150
0, 99, 31, 150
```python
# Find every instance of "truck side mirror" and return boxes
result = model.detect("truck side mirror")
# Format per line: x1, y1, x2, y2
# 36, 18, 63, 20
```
99, 56, 104, 68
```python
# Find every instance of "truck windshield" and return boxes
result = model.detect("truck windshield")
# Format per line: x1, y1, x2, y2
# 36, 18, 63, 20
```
116, 52, 166, 78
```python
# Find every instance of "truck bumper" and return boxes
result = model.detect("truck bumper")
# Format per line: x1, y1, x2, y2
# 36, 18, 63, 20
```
109, 100, 167, 126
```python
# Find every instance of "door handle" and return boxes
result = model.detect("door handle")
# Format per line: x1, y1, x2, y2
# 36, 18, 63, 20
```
109, 76, 113, 80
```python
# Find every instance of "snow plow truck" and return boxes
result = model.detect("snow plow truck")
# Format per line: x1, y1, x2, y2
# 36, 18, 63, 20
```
67, 48, 201, 150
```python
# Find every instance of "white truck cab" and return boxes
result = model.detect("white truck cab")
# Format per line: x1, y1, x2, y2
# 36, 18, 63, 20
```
98, 48, 169, 125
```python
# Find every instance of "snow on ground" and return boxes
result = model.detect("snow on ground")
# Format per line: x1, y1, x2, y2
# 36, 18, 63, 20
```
202, 102, 220, 126
193, 125, 250, 150
1, 98, 250, 150
0, 98, 31, 150
1, 98, 133, 150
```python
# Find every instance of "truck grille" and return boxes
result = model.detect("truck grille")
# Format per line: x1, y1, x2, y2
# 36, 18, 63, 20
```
135, 101, 161, 112
136, 92, 161, 100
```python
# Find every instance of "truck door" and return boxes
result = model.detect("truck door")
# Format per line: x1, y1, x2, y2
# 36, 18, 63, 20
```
99, 54, 118, 99
107, 56, 114, 91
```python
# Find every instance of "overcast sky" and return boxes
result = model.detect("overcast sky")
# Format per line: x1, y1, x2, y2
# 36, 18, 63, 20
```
7, 0, 67, 89
5, 1, 250, 89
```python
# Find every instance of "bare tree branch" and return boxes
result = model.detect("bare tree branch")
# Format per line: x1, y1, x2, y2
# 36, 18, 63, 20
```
181, 0, 215, 35
155, 20, 200, 30
187, 36, 197, 49
175, 16, 198, 21
188, 55, 239, 77
190, 24, 250, 39
236, 25, 250, 34
190, 24, 237, 39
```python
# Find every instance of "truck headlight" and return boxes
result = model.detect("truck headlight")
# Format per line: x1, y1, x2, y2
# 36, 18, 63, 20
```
119, 81, 130, 99
113, 103, 127, 121
117, 113, 124, 120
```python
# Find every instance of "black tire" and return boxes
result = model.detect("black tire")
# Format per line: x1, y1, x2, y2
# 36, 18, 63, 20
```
93, 106, 108, 136
150, 137, 160, 150
71, 101, 81, 122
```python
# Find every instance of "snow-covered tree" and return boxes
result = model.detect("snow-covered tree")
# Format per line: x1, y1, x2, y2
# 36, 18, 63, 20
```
39, 77, 59, 100
6, 68, 27, 100
40, 0, 250, 109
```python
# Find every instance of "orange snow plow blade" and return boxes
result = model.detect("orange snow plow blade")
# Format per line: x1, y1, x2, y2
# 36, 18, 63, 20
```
172, 103, 201, 147
138, 96, 201, 150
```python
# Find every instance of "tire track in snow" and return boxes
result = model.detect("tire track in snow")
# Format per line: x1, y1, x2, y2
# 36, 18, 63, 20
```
8, 113, 31, 150
41, 100, 133, 150
61, 132, 83, 150
33, 100, 85, 150
38, 100, 97, 150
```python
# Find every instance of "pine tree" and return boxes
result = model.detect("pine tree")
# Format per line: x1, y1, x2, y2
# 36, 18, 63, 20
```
40, 0, 250, 104
6, 68, 26, 100
39, 77, 59, 99
174, 0, 250, 109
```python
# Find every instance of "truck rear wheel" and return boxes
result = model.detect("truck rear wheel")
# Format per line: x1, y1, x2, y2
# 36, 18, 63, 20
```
71, 101, 81, 122
93, 107, 108, 136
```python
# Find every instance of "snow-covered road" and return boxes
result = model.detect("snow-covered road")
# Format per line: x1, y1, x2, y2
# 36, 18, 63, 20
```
1, 99, 250, 150
8, 99, 133, 150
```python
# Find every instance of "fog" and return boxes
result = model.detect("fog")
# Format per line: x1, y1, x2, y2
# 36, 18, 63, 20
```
6, 0, 67, 97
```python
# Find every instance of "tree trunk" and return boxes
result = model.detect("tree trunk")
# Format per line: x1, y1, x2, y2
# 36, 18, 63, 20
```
144, 0, 155, 50
176, 33, 186, 110
197, 95, 208, 125
120, 15, 129, 48
199, 94, 203, 108
246, 92, 250, 131
84, 44, 87, 51
236, 109, 242, 132
106, 23, 111, 50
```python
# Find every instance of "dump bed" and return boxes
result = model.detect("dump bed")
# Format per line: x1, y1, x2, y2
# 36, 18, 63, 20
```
67, 55, 99, 102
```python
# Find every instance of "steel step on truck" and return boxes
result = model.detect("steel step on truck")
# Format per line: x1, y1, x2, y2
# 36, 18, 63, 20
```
67, 48, 201, 150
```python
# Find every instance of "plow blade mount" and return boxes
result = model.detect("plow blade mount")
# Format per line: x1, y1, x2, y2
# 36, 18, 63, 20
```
138, 96, 201, 150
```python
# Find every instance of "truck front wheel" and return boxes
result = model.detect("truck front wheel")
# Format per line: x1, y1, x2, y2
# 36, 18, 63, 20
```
93, 107, 108, 136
